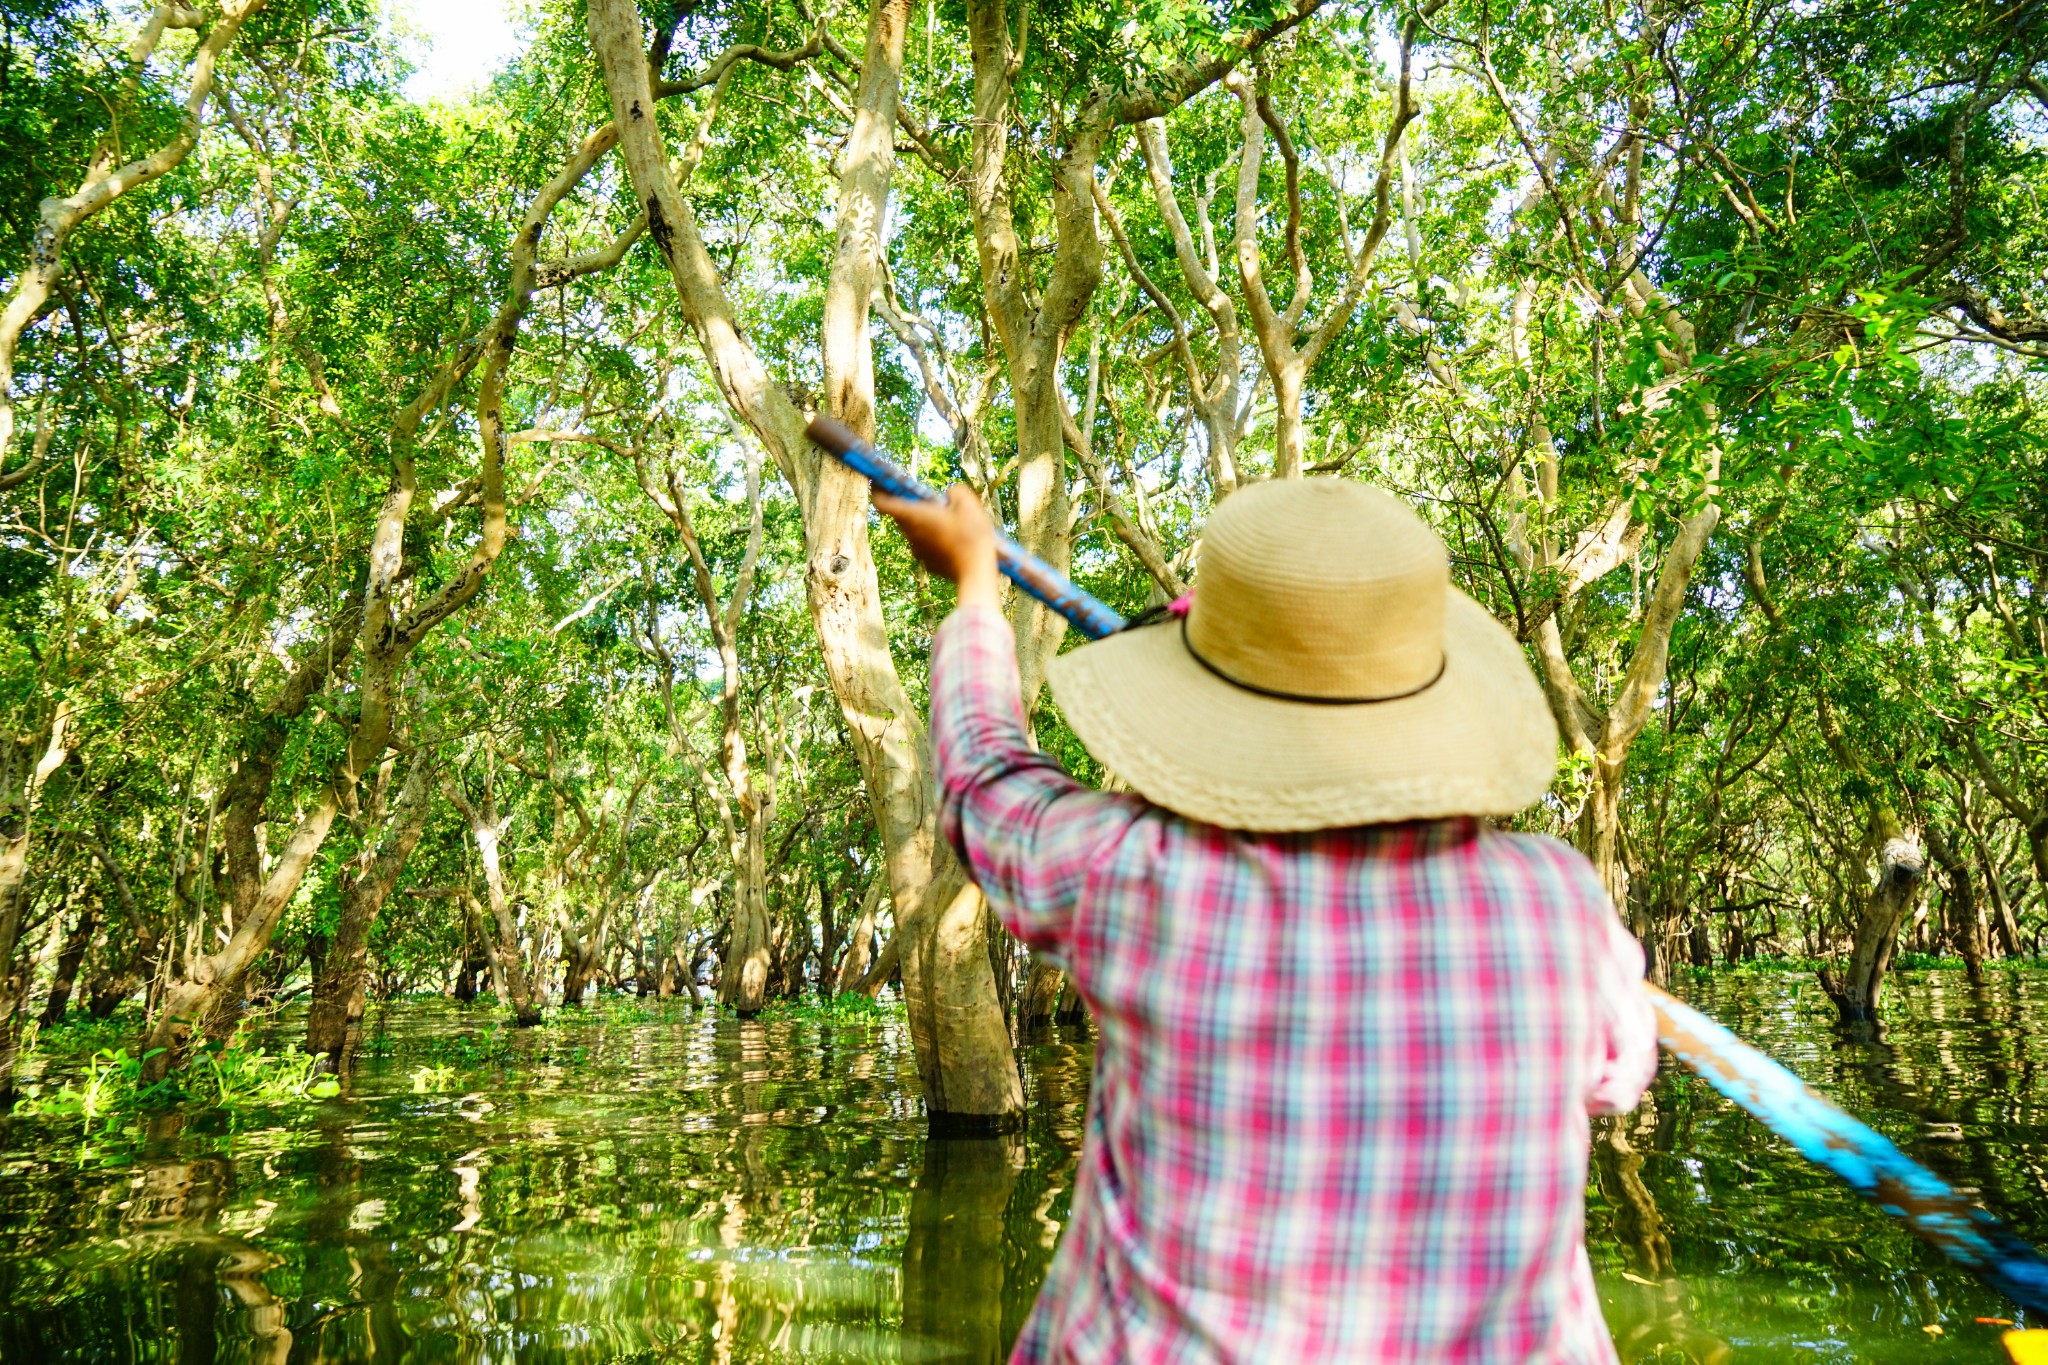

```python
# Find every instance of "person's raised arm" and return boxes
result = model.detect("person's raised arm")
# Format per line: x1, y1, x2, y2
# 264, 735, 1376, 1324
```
873, 484, 1139, 961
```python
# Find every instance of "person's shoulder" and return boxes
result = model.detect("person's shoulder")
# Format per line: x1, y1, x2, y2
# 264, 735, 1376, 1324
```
1477, 828, 1609, 900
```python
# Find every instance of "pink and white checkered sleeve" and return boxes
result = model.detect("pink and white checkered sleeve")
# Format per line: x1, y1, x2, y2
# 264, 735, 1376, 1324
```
1585, 891, 1660, 1116
929, 603, 1143, 959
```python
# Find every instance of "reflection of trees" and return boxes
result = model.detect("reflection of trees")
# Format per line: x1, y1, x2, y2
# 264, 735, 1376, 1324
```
0, 1010, 1092, 1361
902, 1134, 1027, 1365
1593, 1100, 1733, 1365
120, 1152, 295, 1364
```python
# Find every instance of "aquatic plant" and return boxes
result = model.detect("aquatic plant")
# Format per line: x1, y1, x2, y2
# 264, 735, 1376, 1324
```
16, 1041, 338, 1118
410, 1064, 458, 1093
414, 1023, 517, 1067
15, 1048, 178, 1119
194, 1041, 342, 1105
758, 993, 904, 1024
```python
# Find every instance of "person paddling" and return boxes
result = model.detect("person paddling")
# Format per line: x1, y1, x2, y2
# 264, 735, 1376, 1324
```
875, 475, 1659, 1365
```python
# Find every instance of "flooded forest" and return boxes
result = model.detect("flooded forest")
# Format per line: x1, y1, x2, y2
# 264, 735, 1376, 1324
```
1, 0, 2046, 1359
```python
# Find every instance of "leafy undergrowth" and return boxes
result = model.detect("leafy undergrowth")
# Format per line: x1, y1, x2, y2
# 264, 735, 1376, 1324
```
756, 992, 903, 1024
368, 990, 906, 1066
1688, 954, 2042, 979
14, 1037, 339, 1120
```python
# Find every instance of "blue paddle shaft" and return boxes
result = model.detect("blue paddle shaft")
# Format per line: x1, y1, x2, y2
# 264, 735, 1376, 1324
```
807, 413, 2048, 1315
806, 416, 1128, 640
1651, 986, 2048, 1312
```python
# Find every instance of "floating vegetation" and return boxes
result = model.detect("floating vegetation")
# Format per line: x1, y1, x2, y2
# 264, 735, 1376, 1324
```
16, 1039, 337, 1119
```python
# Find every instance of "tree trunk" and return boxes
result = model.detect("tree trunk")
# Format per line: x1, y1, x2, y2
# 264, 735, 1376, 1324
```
80, 833, 157, 1019
453, 955, 480, 1004
1818, 829, 1925, 1025
561, 923, 604, 1005
1927, 825, 1987, 985
1687, 913, 1712, 969
142, 81, 598, 1075
447, 778, 545, 1027
306, 751, 435, 1063
39, 899, 97, 1025
1018, 953, 1065, 1031
719, 804, 772, 1014
1962, 798, 2024, 957
832, 873, 885, 994
899, 864, 1026, 1133
1580, 754, 1632, 936
851, 932, 901, 999
585, 0, 1024, 1129
682, 940, 707, 1009
0, 708, 73, 1092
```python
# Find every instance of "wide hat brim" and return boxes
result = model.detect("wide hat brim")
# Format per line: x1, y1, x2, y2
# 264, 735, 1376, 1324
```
1046, 589, 1558, 832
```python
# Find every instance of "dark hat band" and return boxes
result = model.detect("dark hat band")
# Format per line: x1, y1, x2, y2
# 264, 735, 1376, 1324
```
1175, 616, 1447, 707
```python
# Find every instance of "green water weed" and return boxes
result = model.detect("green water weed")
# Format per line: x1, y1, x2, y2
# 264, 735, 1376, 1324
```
195, 1040, 341, 1104
24, 1009, 150, 1059
415, 1022, 516, 1067
18, 1039, 339, 1119
15, 1048, 179, 1119
411, 1064, 459, 1093
756, 992, 903, 1024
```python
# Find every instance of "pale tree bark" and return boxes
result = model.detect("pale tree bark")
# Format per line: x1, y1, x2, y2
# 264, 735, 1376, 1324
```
964, 0, 1329, 690
495, 733, 649, 1008
0, 704, 71, 968
819, 2, 1049, 1114
851, 931, 901, 998
1813, 700, 1926, 1026
963, 0, 1102, 703
1537, 504, 1720, 948
585, 0, 1027, 1125
0, 0, 265, 485
832, 871, 886, 993
0, 706, 73, 1100
445, 765, 545, 1027
1058, 329, 1187, 597
305, 747, 437, 1063
1221, 7, 1438, 478
139, 119, 625, 1075
547, 763, 657, 1005
636, 437, 774, 1013
1018, 953, 1067, 1031
589, 0, 1320, 1125
1114, 135, 1245, 497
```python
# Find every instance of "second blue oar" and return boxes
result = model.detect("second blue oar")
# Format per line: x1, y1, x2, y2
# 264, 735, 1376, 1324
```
807, 415, 1126, 640
808, 416, 2048, 1315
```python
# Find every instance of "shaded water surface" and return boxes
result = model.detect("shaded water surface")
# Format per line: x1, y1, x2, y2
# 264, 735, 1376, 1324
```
3, 970, 2047, 1361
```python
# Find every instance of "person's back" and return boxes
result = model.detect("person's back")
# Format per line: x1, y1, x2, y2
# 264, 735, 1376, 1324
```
878, 475, 1659, 1364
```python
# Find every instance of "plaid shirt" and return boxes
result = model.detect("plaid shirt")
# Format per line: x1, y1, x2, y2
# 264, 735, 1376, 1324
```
931, 604, 1658, 1365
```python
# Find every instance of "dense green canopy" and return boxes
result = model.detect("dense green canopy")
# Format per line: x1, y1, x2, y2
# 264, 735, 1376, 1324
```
0, 0, 2043, 1110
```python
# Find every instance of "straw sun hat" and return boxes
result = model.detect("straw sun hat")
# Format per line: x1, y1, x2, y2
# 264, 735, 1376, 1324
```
1045, 478, 1558, 832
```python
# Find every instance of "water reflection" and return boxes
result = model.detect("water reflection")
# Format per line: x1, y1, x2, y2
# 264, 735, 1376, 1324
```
3, 975, 2047, 1360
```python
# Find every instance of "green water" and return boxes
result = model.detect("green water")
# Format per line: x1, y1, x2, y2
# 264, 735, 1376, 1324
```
2, 970, 2045, 1362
